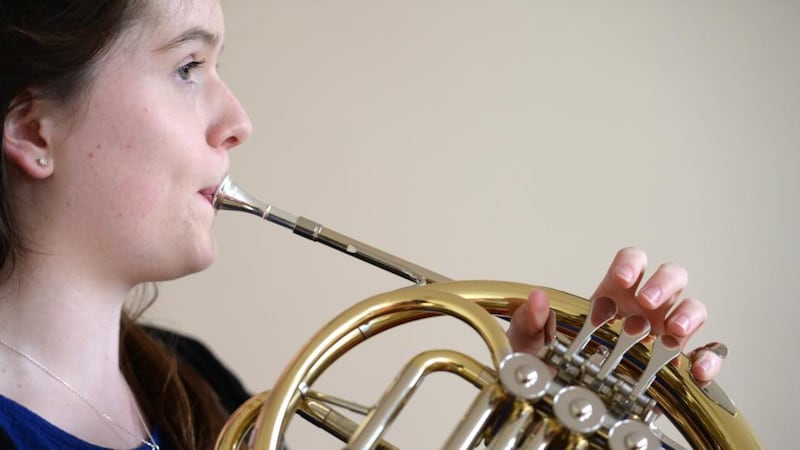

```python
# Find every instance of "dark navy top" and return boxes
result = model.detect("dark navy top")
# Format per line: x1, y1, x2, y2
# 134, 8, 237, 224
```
0, 394, 163, 449
0, 327, 251, 450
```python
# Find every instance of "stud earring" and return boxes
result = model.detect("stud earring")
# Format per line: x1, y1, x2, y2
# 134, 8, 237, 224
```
36, 157, 49, 167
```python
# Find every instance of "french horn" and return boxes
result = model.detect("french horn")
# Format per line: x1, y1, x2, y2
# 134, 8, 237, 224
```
212, 176, 762, 449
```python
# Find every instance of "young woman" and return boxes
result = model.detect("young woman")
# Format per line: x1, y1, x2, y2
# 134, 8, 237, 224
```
0, 0, 723, 449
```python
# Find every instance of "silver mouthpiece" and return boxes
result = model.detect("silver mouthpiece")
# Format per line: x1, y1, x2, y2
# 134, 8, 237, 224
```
213, 175, 298, 230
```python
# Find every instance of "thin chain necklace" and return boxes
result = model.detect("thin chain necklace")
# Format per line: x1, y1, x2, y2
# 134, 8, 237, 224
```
0, 338, 159, 450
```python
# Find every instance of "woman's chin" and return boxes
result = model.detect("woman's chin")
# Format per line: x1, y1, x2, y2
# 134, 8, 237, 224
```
158, 242, 219, 281
136, 236, 219, 283
188, 242, 219, 274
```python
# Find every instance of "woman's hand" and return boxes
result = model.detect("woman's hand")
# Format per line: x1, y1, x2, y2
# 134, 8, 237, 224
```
507, 247, 724, 384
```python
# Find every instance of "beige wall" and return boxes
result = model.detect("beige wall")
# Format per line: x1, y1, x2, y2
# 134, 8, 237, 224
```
149, 1, 798, 447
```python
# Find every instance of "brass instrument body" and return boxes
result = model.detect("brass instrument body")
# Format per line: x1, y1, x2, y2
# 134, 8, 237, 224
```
212, 177, 762, 449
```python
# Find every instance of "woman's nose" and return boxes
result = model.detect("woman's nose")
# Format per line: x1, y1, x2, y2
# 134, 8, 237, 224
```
208, 82, 253, 151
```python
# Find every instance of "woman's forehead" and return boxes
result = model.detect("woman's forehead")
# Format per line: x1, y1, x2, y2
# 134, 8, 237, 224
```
138, 0, 224, 50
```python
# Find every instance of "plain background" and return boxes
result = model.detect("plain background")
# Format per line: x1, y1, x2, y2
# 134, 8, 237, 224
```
147, 1, 798, 448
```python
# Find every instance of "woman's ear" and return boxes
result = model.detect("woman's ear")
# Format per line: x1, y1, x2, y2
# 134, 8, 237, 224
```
3, 91, 55, 178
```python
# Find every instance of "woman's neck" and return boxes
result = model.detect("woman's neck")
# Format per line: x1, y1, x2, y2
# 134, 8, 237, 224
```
0, 255, 151, 449
0, 255, 128, 373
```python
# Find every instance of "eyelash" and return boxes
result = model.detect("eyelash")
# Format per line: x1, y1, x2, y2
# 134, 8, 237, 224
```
176, 59, 206, 82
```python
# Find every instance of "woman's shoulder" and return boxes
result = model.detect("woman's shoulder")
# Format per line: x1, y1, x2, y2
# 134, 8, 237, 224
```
141, 325, 251, 414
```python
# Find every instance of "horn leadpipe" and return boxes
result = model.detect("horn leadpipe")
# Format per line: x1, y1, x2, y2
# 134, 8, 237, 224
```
212, 175, 451, 285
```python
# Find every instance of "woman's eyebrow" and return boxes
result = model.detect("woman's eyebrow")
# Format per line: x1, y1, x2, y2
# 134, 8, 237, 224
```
157, 27, 221, 52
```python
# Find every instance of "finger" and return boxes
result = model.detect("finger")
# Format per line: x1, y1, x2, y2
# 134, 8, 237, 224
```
544, 309, 556, 346
665, 297, 707, 338
691, 348, 724, 384
642, 300, 674, 336
507, 289, 551, 355
637, 262, 688, 311
592, 247, 648, 300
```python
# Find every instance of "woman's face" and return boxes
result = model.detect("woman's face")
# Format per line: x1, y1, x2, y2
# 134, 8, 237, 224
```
42, 0, 251, 285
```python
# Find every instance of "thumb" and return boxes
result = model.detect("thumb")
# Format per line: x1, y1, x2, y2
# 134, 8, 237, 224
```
507, 289, 553, 355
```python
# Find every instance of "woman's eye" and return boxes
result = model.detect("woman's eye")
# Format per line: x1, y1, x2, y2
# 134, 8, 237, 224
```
177, 60, 205, 81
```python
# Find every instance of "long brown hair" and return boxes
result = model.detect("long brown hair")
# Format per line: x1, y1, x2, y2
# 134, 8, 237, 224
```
1, 1, 229, 448
122, 302, 228, 449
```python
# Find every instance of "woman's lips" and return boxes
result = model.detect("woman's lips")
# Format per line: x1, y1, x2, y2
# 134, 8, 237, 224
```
199, 186, 218, 206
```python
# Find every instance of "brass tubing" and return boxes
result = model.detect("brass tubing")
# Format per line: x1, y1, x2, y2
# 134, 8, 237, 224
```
216, 391, 269, 450
250, 287, 514, 450
297, 399, 399, 450
487, 402, 535, 450
443, 383, 507, 450
347, 350, 493, 449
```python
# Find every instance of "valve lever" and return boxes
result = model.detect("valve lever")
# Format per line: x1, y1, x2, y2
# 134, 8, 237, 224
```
629, 335, 682, 400
564, 297, 617, 362
597, 315, 651, 381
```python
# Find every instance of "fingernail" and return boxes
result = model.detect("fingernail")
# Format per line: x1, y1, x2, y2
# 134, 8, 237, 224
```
673, 314, 690, 334
641, 286, 661, 307
615, 266, 634, 284
697, 358, 711, 372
